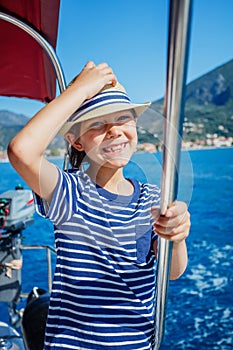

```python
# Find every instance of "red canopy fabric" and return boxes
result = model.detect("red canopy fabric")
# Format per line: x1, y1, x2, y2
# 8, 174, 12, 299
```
0, 0, 60, 102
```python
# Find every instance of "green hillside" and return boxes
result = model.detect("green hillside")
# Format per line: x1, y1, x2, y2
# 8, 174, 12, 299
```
140, 59, 233, 143
184, 59, 233, 140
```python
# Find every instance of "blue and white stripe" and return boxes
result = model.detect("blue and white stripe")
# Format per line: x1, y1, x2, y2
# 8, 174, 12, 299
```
70, 90, 131, 122
35, 167, 160, 349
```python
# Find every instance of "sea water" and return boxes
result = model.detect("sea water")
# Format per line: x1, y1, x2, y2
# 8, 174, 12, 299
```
0, 147, 232, 349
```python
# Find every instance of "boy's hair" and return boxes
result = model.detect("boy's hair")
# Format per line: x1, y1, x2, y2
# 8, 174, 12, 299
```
69, 146, 86, 169
66, 123, 86, 169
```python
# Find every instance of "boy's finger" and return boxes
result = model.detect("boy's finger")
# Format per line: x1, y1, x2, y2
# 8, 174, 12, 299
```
166, 201, 187, 218
85, 61, 95, 68
151, 206, 161, 221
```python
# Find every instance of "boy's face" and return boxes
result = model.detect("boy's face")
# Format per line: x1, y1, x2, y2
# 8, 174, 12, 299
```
71, 110, 138, 170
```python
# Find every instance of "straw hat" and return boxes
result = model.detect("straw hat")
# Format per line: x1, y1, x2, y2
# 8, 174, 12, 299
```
59, 82, 151, 136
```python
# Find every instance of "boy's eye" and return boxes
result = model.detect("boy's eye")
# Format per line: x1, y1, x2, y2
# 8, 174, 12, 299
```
117, 115, 134, 123
88, 121, 105, 130
85, 114, 135, 132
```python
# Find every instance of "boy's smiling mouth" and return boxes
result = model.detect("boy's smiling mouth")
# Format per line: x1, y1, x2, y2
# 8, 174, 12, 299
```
102, 142, 128, 154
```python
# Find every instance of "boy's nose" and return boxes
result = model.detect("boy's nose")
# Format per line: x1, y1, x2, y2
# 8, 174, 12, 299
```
106, 123, 122, 137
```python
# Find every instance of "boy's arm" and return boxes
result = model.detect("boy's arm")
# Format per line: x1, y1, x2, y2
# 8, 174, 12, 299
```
169, 240, 188, 280
8, 62, 116, 202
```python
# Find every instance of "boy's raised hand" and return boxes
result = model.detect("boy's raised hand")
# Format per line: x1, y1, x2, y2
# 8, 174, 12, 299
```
67, 61, 117, 101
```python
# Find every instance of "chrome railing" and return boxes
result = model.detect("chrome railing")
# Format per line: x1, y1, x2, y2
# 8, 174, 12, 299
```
154, 0, 192, 349
0, 12, 66, 95
0, 11, 70, 171
20, 245, 56, 296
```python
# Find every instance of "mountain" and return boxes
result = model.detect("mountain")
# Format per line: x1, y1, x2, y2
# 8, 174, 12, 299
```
0, 111, 28, 151
138, 59, 233, 143
184, 59, 233, 140
0, 59, 233, 149
0, 110, 29, 126
0, 110, 65, 151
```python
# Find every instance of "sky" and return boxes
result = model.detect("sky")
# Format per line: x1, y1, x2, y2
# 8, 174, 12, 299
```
0, 0, 233, 117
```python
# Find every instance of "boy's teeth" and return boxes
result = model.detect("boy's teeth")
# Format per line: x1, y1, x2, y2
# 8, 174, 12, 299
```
105, 143, 126, 153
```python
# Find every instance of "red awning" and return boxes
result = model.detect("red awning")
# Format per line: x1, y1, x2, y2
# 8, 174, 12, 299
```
0, 0, 60, 102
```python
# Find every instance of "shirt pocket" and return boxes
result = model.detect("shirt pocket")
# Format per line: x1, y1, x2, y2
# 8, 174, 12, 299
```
135, 224, 152, 264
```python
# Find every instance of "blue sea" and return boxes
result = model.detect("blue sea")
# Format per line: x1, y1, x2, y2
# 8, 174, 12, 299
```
0, 147, 232, 349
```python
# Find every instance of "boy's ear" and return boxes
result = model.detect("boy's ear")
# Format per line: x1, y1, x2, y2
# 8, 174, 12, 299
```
65, 133, 84, 151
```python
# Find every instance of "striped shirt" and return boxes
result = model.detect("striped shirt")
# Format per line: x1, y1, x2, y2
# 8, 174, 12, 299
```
35, 167, 160, 349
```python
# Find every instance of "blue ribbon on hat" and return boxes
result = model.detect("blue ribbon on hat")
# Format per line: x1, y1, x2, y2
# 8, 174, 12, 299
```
70, 90, 131, 122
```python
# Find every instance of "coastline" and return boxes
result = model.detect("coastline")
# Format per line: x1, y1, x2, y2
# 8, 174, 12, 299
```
1, 145, 232, 163
182, 145, 233, 152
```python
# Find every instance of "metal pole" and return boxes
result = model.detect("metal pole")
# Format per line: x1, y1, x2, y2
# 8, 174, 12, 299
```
0, 12, 66, 94
46, 248, 53, 293
154, 1, 192, 349
0, 11, 70, 170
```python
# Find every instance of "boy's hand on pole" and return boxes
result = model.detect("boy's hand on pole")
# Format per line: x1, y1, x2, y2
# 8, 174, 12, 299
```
152, 201, 191, 244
